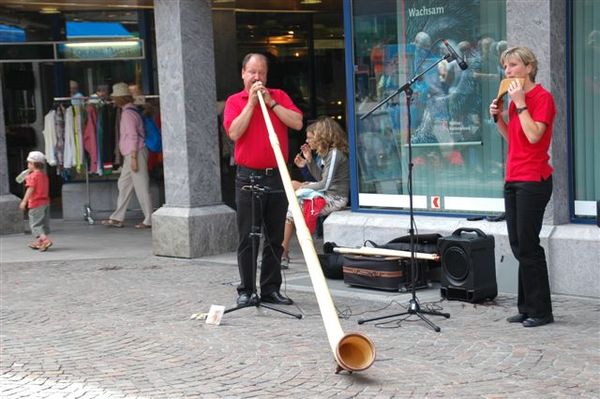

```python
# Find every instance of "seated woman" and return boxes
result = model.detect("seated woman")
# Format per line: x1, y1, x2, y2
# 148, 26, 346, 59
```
281, 117, 350, 268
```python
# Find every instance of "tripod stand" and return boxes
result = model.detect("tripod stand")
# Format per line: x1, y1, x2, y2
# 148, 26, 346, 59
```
357, 52, 453, 332
224, 172, 302, 319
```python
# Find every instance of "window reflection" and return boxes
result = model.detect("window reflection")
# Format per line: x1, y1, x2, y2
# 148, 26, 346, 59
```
352, 0, 507, 212
572, 2, 600, 218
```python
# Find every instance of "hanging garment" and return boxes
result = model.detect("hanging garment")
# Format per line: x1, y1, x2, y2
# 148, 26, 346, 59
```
42, 110, 57, 166
54, 105, 65, 172
83, 104, 99, 173
111, 106, 121, 168
96, 105, 105, 174
73, 105, 85, 171
63, 106, 75, 169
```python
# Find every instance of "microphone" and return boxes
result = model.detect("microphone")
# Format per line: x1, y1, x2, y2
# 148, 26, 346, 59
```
443, 40, 468, 70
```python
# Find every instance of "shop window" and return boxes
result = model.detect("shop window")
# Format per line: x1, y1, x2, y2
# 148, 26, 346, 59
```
313, 13, 346, 125
236, 12, 311, 115
349, 0, 506, 214
3, 63, 36, 125
572, 0, 600, 220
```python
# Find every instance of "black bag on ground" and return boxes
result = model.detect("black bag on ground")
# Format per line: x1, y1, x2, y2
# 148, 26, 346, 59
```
342, 255, 405, 291
382, 233, 442, 254
318, 253, 344, 280
364, 234, 443, 283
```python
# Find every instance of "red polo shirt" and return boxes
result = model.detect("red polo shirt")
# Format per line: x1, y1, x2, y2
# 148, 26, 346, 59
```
506, 84, 555, 182
223, 88, 302, 169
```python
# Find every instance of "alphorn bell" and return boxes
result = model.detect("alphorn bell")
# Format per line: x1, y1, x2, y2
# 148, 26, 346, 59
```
493, 77, 525, 122
256, 90, 375, 373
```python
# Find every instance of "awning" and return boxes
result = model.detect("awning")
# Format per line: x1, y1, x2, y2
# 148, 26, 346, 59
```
66, 21, 132, 39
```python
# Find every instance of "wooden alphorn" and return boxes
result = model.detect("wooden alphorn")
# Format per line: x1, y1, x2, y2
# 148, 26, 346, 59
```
256, 90, 375, 373
493, 77, 525, 122
333, 246, 440, 261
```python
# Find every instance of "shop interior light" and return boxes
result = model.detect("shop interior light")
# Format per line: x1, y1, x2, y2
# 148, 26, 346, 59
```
65, 40, 139, 48
300, 0, 322, 4
39, 8, 60, 14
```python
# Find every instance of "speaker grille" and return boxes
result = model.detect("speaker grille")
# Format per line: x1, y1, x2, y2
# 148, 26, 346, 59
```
439, 229, 498, 303
443, 246, 469, 283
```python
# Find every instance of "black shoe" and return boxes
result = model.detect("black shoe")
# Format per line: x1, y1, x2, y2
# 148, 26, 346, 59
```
523, 314, 554, 328
261, 291, 293, 305
507, 313, 528, 323
237, 292, 258, 306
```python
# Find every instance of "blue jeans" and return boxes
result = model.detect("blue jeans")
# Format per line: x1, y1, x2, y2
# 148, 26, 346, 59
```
504, 177, 553, 317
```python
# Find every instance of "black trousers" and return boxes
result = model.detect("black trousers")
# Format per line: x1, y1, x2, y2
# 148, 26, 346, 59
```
504, 177, 553, 318
235, 167, 288, 296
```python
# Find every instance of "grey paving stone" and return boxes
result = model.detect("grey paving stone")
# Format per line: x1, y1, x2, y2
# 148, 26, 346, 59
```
1, 221, 599, 398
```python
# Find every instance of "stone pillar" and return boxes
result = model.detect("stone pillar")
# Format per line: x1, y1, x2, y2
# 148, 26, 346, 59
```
152, 0, 237, 257
0, 70, 24, 235
507, 0, 569, 225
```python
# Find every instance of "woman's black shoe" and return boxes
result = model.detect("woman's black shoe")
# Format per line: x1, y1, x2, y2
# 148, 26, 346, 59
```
506, 313, 528, 323
523, 315, 554, 327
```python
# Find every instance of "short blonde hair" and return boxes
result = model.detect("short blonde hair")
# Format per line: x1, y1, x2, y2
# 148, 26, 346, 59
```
500, 46, 538, 82
306, 117, 349, 156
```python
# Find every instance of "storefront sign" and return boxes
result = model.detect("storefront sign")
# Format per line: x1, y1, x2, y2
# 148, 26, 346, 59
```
57, 40, 144, 61
0, 39, 144, 63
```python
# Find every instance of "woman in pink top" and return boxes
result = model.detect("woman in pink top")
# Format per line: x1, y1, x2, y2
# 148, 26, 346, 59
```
101, 82, 153, 229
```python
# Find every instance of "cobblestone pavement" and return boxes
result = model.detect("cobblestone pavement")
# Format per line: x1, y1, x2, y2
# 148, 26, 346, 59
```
1, 255, 599, 399
1, 222, 599, 398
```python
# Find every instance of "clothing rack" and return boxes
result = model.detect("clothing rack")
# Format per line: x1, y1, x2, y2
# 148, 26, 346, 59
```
53, 96, 90, 101
52, 94, 160, 102
49, 95, 160, 224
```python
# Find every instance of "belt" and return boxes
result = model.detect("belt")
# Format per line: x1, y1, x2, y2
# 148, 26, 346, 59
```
237, 166, 278, 176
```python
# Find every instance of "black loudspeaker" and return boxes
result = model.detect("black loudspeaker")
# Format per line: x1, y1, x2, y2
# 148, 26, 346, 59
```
438, 228, 497, 303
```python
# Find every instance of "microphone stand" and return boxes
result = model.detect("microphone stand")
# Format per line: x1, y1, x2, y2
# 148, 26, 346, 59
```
357, 53, 452, 332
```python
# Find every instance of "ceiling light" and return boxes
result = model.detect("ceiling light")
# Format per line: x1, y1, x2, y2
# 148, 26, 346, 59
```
39, 8, 60, 14
65, 41, 139, 48
300, 0, 322, 4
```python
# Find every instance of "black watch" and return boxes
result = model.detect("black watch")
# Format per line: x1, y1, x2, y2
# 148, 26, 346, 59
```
516, 106, 528, 114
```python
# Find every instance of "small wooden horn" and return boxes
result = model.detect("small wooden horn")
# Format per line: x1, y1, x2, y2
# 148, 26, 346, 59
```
493, 77, 525, 122
495, 77, 525, 100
